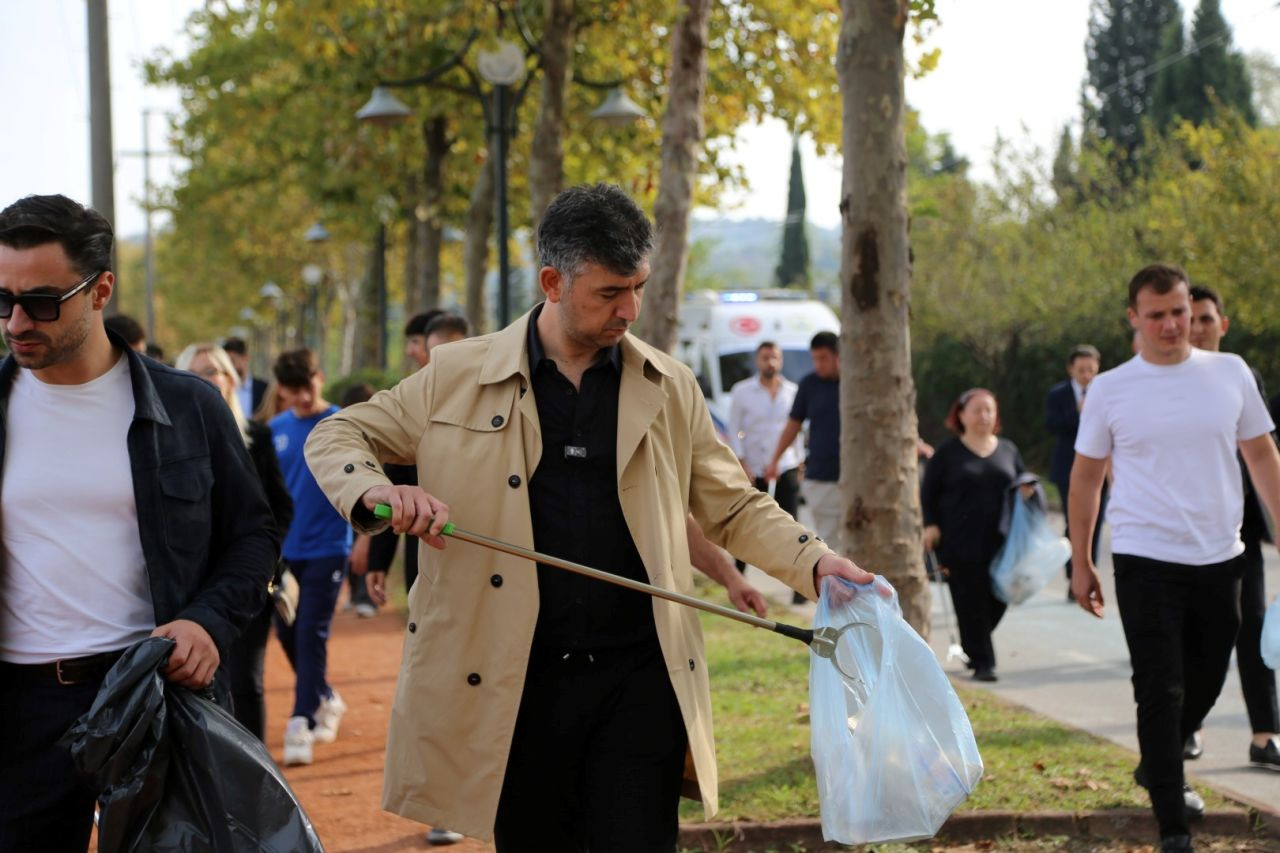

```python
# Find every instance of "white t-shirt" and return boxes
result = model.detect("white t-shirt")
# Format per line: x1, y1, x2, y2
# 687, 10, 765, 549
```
1075, 349, 1274, 565
0, 355, 154, 663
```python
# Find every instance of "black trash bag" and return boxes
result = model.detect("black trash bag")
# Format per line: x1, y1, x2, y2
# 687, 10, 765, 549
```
59, 637, 324, 853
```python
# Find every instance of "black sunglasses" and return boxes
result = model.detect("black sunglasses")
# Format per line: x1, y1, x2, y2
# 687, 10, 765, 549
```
0, 270, 102, 322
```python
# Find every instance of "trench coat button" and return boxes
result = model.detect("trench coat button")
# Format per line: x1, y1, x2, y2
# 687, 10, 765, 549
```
688, 659, 696, 671
491, 415, 505, 428
364, 460, 377, 469
408, 622, 417, 633
798, 534, 809, 543
343, 463, 355, 473
490, 574, 503, 588
508, 475, 521, 488
467, 672, 482, 686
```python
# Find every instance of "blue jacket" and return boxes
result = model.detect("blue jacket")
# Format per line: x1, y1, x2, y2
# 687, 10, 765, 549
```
1044, 379, 1079, 487
0, 335, 279, 695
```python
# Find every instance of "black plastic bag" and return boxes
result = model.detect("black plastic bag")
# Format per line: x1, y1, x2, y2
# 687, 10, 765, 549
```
59, 637, 324, 852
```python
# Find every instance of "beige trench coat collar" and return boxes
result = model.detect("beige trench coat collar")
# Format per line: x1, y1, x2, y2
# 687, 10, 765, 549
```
478, 305, 676, 479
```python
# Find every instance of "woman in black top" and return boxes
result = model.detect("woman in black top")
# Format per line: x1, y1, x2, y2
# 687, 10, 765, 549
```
178, 343, 292, 738
922, 388, 1026, 681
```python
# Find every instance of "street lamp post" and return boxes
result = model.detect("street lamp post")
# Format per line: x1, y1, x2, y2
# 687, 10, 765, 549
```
303, 220, 330, 359
259, 280, 286, 357
356, 18, 647, 328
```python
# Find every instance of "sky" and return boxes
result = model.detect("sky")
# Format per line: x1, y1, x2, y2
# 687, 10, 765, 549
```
2, 0, 1278, 237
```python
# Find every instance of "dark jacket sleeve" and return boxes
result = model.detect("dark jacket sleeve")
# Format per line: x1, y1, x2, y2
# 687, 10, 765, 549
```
1044, 382, 1076, 435
249, 420, 292, 538
920, 441, 947, 527
176, 397, 280, 656
367, 528, 400, 572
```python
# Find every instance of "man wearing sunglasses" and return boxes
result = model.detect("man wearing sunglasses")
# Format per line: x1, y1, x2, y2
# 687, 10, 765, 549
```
0, 194, 279, 850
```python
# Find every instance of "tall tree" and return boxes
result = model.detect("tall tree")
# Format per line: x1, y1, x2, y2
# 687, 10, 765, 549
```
774, 136, 810, 288
836, 0, 931, 635
1182, 0, 1256, 125
630, 0, 711, 352
527, 0, 575, 241
1150, 14, 1188, 132
1083, 0, 1182, 173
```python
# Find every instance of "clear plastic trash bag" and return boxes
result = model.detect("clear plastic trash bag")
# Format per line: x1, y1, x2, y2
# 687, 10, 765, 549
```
810, 575, 983, 844
59, 636, 324, 853
990, 498, 1071, 605
1262, 595, 1280, 671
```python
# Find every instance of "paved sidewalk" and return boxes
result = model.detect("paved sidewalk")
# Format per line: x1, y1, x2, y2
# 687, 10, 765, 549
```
749, 509, 1280, 812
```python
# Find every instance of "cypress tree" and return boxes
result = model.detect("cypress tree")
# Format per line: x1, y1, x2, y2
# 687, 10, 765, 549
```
1182, 0, 1257, 125
775, 136, 810, 288
1083, 0, 1183, 173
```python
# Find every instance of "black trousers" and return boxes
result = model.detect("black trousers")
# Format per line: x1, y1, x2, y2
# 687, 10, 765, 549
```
227, 599, 273, 739
1058, 478, 1107, 580
946, 559, 1007, 671
736, 467, 800, 574
1113, 552, 1243, 839
493, 642, 687, 852
0, 666, 105, 852
1233, 536, 1279, 734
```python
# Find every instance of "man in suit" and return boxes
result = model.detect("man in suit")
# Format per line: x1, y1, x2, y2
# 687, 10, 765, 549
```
223, 336, 268, 416
1046, 344, 1104, 591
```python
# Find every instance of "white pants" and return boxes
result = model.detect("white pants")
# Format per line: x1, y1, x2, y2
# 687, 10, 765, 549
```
802, 478, 842, 554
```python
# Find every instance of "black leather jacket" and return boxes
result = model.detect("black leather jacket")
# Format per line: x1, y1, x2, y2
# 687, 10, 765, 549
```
0, 336, 280, 673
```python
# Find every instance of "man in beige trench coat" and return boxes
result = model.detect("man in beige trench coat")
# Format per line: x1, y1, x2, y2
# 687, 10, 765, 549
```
305, 184, 872, 851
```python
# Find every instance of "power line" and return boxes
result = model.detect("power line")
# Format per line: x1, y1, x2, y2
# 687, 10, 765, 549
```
1089, 0, 1280, 99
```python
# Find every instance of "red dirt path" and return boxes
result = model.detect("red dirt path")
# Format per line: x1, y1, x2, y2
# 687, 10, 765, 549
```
262, 604, 493, 852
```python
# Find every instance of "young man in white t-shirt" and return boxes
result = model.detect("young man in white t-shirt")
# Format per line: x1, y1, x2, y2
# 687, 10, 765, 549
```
1068, 264, 1280, 853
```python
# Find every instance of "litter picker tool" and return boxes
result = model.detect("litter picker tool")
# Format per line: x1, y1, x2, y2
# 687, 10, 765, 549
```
373, 503, 860, 675
375, 504, 982, 843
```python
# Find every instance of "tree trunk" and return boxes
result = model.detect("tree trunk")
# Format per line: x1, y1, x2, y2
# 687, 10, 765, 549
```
402, 186, 420, 323
464, 153, 495, 334
527, 0, 574, 251
836, 0, 930, 637
413, 116, 447, 316
631, 0, 709, 352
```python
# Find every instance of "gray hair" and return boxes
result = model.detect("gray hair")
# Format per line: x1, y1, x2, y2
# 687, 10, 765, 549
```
536, 183, 653, 284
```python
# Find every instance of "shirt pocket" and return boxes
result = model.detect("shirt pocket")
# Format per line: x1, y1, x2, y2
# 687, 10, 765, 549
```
159, 458, 214, 555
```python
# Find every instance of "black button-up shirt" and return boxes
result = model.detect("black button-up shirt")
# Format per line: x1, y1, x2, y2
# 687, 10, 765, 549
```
525, 304, 657, 651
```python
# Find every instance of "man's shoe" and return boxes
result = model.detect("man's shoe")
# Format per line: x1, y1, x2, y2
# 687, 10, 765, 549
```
312, 691, 347, 743
1249, 737, 1280, 771
427, 827, 464, 845
1160, 834, 1194, 852
1133, 765, 1204, 820
1183, 730, 1203, 760
283, 716, 314, 766
354, 602, 377, 618
973, 667, 998, 682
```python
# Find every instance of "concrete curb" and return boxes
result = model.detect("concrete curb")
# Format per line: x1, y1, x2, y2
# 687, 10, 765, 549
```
679, 807, 1275, 850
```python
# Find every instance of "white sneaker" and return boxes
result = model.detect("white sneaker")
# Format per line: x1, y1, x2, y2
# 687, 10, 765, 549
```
283, 716, 314, 766
427, 827, 464, 845
354, 602, 377, 618
312, 690, 347, 743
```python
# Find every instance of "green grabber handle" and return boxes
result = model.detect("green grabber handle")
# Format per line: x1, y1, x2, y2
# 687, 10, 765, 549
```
372, 503, 836, 657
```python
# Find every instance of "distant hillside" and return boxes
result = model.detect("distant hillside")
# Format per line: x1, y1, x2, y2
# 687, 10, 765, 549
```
687, 217, 840, 292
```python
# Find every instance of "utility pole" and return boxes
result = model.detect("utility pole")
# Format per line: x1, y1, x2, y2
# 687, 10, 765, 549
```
142, 110, 155, 341
121, 111, 175, 344
87, 0, 118, 290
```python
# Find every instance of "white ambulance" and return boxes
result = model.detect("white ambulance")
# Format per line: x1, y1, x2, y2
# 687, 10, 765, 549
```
673, 290, 840, 428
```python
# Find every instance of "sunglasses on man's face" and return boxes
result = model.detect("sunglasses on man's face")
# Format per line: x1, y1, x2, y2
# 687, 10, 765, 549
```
0, 270, 101, 323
